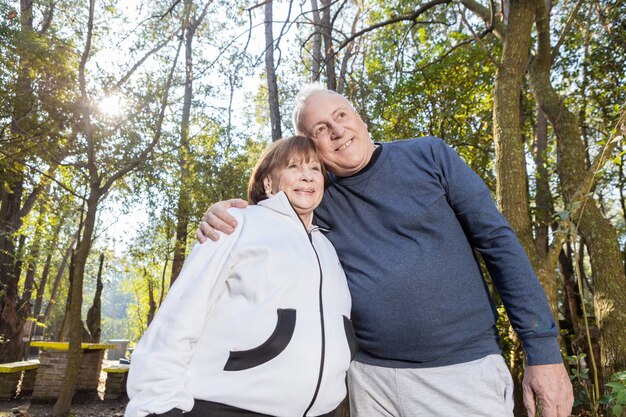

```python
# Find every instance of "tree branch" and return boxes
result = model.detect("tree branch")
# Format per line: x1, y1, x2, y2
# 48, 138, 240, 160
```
101, 34, 184, 193
111, 37, 172, 91
458, 0, 505, 40
552, 0, 585, 61
459, 4, 499, 69
335, 0, 453, 53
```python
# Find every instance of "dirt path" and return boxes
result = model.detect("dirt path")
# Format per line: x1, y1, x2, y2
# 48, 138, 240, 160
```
0, 361, 128, 417
0, 396, 127, 417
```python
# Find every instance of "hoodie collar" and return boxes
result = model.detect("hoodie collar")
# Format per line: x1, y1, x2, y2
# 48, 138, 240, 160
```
257, 191, 302, 222
258, 191, 322, 232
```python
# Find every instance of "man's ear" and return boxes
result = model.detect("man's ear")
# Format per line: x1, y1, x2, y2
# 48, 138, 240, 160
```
263, 176, 273, 197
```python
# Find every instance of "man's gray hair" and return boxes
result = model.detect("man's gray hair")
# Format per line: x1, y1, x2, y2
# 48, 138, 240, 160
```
292, 83, 354, 135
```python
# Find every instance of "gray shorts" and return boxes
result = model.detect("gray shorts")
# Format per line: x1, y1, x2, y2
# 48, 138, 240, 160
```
347, 354, 514, 417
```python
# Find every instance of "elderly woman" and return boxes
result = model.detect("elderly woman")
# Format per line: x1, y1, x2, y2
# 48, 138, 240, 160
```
125, 135, 356, 417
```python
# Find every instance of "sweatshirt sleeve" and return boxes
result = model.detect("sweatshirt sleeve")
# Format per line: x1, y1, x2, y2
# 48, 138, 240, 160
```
125, 210, 245, 417
430, 137, 562, 365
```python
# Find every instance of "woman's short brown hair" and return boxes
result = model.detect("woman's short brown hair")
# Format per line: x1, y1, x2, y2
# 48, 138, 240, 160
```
248, 135, 327, 204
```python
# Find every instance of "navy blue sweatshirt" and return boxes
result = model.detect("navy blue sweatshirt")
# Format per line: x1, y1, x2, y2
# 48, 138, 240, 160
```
314, 137, 562, 368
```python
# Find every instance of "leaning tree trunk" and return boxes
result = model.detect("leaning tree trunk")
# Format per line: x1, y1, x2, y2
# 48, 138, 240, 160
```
53, 190, 100, 416
528, 0, 626, 377
170, 0, 210, 284
170, 1, 194, 285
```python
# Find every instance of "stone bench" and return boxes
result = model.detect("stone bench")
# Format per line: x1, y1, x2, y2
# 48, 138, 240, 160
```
0, 359, 40, 400
103, 364, 129, 400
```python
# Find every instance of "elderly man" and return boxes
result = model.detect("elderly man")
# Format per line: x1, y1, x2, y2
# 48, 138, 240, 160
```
198, 85, 573, 417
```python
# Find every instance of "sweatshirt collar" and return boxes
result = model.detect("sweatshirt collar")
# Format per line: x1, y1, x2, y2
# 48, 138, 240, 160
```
257, 191, 303, 222
258, 192, 324, 233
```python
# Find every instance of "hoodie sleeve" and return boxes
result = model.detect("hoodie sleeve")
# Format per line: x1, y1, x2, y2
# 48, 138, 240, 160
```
125, 210, 245, 417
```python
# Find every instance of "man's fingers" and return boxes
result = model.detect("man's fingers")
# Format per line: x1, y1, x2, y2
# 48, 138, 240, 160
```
523, 384, 537, 417
203, 199, 247, 229
523, 363, 573, 417
195, 227, 208, 244
196, 199, 248, 243
197, 218, 223, 242
203, 212, 235, 234
228, 198, 248, 209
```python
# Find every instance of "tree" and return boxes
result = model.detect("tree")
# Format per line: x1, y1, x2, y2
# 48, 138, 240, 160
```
0, 0, 76, 363
526, 0, 625, 379
170, 0, 211, 285
53, 0, 179, 412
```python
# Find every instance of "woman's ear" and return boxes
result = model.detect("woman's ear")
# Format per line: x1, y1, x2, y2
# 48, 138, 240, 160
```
263, 176, 273, 197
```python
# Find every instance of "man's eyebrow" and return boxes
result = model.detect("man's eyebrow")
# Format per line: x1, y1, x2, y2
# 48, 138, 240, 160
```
332, 105, 350, 115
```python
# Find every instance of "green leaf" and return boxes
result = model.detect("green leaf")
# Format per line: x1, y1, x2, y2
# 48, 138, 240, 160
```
607, 382, 624, 390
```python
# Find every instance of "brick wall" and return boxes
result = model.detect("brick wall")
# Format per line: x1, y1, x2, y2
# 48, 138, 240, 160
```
103, 371, 128, 400
0, 372, 21, 400
32, 349, 105, 402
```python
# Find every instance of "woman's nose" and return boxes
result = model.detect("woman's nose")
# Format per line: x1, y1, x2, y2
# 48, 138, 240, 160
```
300, 168, 314, 181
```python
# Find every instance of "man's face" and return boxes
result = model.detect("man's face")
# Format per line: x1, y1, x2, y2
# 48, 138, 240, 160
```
298, 92, 374, 177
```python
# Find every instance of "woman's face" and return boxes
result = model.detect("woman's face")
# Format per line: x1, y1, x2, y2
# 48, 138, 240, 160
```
264, 153, 325, 226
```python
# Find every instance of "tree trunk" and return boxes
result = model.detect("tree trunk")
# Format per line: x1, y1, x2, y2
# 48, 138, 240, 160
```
170, 0, 209, 284
33, 219, 63, 318
21, 207, 47, 309
528, 0, 626, 376
147, 277, 157, 326
320, 0, 336, 91
492, 5, 549, 417
310, 0, 322, 82
43, 239, 74, 326
85, 253, 104, 342
532, 106, 552, 259
0, 0, 35, 364
337, 11, 360, 95
264, 0, 282, 141
53, 192, 100, 416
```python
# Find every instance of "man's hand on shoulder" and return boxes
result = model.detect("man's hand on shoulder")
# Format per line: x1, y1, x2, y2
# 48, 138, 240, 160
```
522, 363, 573, 417
196, 199, 248, 243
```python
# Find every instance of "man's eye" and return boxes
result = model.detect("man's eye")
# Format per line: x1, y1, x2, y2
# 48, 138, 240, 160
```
337, 112, 347, 119
316, 126, 327, 135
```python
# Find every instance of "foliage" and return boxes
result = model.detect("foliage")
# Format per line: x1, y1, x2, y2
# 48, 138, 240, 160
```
568, 354, 626, 416
2, 4, 625, 413
600, 371, 626, 417
356, 2, 498, 187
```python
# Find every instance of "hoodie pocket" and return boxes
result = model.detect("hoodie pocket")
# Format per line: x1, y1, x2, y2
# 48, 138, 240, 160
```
224, 308, 296, 371
343, 315, 358, 360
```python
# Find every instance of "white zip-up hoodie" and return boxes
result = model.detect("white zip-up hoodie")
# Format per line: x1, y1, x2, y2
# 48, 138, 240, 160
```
126, 192, 355, 417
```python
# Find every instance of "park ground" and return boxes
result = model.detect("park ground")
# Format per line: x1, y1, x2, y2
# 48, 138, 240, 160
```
0, 360, 128, 417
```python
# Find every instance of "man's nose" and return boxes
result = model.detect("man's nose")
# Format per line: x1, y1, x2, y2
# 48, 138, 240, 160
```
329, 121, 345, 139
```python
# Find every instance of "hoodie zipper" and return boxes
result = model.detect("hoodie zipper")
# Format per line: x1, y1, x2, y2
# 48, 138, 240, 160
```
302, 229, 325, 417
285, 200, 326, 417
